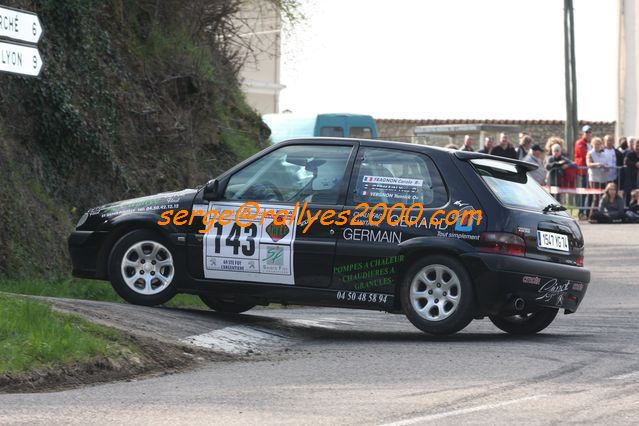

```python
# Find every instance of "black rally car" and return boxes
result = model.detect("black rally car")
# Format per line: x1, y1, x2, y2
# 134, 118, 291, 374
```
69, 138, 590, 335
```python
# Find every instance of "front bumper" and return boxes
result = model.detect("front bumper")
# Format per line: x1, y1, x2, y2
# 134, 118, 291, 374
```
68, 230, 110, 279
461, 252, 590, 315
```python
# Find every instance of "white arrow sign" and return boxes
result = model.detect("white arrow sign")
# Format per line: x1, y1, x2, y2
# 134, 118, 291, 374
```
0, 40, 42, 76
0, 6, 42, 44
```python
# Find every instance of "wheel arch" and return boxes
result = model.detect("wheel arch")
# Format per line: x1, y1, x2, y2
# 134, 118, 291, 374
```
394, 237, 479, 311
95, 213, 178, 279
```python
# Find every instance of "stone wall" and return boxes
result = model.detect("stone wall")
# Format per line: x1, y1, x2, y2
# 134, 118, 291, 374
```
376, 118, 617, 149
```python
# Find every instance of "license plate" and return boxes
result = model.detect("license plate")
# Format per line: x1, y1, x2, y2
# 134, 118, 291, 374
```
537, 230, 570, 252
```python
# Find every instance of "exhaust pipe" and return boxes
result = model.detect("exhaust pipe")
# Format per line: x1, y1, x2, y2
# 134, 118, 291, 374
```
513, 298, 525, 312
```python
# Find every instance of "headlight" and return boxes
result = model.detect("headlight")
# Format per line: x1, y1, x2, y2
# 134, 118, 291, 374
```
76, 212, 88, 228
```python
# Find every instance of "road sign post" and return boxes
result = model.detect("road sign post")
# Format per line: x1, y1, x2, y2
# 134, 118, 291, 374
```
0, 5, 43, 77
0, 40, 42, 76
0, 5, 42, 44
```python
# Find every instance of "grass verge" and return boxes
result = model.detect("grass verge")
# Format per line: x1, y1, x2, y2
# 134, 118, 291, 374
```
0, 277, 207, 309
0, 293, 138, 374
0, 277, 289, 310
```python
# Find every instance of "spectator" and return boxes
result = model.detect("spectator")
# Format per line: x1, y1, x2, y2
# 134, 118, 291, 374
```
491, 133, 517, 159
590, 183, 625, 223
626, 189, 639, 221
545, 136, 566, 156
575, 125, 592, 218
445, 143, 459, 150
478, 137, 495, 154
624, 141, 639, 206
586, 137, 608, 218
523, 144, 545, 184
516, 135, 533, 160
603, 134, 620, 184
461, 135, 474, 152
545, 143, 574, 202
618, 137, 629, 155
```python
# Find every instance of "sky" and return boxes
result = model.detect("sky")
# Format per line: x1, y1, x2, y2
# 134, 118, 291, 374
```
279, 0, 618, 121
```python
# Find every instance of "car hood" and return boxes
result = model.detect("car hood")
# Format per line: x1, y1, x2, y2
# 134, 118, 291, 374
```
87, 189, 198, 219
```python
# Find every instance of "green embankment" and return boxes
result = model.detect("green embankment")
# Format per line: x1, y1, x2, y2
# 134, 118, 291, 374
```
0, 278, 207, 309
0, 293, 138, 374
0, 0, 269, 279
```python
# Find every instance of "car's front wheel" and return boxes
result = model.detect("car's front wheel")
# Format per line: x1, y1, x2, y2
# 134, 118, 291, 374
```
108, 229, 177, 306
199, 295, 256, 314
400, 255, 475, 335
488, 308, 558, 335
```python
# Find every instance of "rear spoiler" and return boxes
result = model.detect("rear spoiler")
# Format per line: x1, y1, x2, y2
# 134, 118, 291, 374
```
452, 151, 538, 171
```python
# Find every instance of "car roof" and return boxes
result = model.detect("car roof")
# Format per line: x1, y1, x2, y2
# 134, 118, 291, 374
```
277, 137, 537, 171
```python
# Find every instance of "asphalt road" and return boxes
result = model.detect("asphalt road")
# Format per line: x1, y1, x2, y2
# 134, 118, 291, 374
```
1, 223, 638, 425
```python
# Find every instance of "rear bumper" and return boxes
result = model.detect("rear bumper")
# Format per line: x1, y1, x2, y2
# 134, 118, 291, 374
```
68, 230, 109, 279
461, 252, 590, 314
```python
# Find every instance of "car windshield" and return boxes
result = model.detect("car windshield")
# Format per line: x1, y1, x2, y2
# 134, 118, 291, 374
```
471, 159, 558, 211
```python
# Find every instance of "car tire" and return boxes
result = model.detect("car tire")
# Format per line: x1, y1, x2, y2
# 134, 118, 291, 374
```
199, 295, 256, 314
108, 229, 177, 306
400, 255, 475, 335
488, 308, 558, 335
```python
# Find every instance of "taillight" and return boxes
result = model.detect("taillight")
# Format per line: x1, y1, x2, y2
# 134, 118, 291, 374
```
479, 232, 526, 257
576, 255, 584, 267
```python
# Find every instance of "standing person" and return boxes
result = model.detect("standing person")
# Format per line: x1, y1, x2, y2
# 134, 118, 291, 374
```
545, 143, 573, 202
461, 134, 475, 152
574, 125, 592, 219
478, 136, 495, 154
586, 137, 609, 218
491, 133, 517, 159
618, 137, 629, 156
624, 141, 639, 206
603, 134, 620, 184
523, 144, 545, 184
589, 183, 626, 223
516, 135, 533, 160
618, 137, 628, 194
545, 136, 565, 156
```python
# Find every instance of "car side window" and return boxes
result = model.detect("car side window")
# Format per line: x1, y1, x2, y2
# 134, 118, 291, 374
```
224, 145, 353, 204
349, 147, 448, 207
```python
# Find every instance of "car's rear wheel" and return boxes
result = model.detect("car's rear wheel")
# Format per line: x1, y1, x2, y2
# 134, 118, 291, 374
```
489, 308, 558, 335
199, 295, 256, 314
400, 255, 475, 335
108, 229, 177, 306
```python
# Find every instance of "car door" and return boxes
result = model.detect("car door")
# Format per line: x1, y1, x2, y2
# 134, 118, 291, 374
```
191, 142, 357, 287
332, 145, 450, 293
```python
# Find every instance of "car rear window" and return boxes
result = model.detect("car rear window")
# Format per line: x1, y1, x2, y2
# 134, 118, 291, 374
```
471, 159, 558, 210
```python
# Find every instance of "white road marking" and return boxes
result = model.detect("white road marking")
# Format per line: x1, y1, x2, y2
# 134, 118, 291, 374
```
290, 318, 354, 329
380, 394, 548, 426
181, 318, 353, 354
609, 371, 639, 380
181, 326, 294, 355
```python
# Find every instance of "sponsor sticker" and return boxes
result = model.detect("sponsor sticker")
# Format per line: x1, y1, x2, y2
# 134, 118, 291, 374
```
342, 227, 402, 244
203, 202, 298, 284
362, 176, 423, 187
523, 275, 542, 285
336, 290, 390, 305
265, 221, 290, 242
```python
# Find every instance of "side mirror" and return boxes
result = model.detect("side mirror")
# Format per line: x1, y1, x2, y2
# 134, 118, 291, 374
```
203, 179, 221, 201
